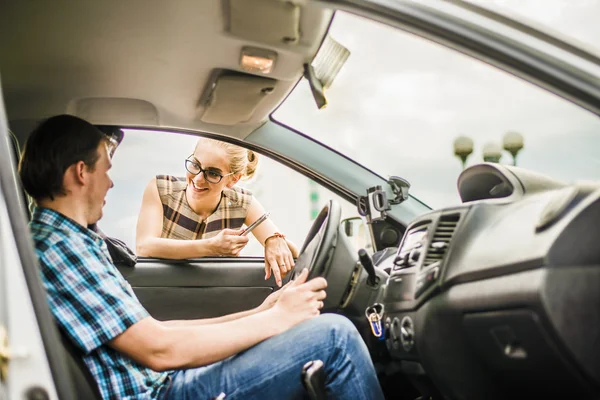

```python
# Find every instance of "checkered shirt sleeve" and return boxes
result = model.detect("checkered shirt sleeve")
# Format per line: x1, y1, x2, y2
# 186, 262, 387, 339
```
39, 238, 149, 354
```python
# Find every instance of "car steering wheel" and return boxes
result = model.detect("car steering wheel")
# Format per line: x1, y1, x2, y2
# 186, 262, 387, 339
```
290, 200, 348, 309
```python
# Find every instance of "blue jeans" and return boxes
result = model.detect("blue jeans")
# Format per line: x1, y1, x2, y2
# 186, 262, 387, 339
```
161, 314, 384, 399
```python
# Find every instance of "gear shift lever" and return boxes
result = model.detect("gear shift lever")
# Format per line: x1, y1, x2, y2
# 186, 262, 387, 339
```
358, 249, 378, 286
301, 360, 327, 400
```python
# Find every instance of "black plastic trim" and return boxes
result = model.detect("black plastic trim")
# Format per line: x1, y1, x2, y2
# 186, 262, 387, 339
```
119, 259, 276, 288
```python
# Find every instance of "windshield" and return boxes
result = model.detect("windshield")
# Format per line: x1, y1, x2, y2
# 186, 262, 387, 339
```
273, 9, 600, 209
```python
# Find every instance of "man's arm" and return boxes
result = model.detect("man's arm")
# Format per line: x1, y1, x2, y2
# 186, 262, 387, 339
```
162, 308, 258, 327
109, 270, 326, 371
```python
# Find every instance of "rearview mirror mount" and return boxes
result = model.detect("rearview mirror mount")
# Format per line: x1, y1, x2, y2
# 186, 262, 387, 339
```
388, 176, 410, 205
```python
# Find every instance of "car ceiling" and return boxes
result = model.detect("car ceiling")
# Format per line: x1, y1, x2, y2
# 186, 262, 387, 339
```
0, 0, 332, 139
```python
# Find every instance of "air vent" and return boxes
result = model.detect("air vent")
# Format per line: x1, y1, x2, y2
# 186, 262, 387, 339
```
423, 214, 460, 267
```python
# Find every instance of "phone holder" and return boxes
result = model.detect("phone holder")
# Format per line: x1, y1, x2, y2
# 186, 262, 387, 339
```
357, 185, 390, 223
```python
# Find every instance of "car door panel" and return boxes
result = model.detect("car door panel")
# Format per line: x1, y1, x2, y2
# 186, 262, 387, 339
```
116, 258, 276, 320
133, 287, 272, 320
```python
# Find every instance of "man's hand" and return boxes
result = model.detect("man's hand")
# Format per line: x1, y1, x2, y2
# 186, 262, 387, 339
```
208, 229, 249, 256
264, 236, 295, 287
270, 269, 327, 331
256, 280, 293, 312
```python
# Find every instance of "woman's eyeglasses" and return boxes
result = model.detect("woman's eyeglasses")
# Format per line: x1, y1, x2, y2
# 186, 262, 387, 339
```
185, 156, 233, 184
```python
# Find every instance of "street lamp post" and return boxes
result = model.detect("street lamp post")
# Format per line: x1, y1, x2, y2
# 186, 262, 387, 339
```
453, 133, 525, 168
482, 142, 503, 163
502, 131, 524, 166
453, 136, 474, 169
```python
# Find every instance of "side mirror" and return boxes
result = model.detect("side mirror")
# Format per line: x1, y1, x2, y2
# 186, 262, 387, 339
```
341, 217, 372, 253
342, 217, 361, 237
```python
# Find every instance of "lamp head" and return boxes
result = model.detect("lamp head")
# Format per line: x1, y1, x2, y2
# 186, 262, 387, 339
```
503, 131, 524, 156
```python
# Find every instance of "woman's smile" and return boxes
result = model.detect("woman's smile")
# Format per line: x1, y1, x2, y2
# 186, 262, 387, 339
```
189, 180, 209, 193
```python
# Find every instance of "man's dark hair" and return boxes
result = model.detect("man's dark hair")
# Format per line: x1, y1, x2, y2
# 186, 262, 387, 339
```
19, 114, 107, 201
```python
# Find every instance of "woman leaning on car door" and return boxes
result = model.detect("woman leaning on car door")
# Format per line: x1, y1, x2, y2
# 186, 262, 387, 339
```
136, 137, 298, 287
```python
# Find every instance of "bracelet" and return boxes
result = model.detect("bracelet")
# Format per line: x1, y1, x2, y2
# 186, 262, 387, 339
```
265, 232, 286, 244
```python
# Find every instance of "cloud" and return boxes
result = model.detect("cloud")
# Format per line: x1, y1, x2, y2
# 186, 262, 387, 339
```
274, 3, 600, 203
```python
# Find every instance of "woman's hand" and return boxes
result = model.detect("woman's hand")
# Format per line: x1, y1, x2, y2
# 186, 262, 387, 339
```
208, 229, 249, 256
264, 236, 295, 287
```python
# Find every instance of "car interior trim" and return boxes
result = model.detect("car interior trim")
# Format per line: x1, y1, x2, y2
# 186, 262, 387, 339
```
0, 87, 76, 399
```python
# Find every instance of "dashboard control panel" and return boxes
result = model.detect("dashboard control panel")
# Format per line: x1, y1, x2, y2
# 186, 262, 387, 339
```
414, 264, 439, 298
384, 211, 463, 312
384, 210, 464, 364
393, 224, 428, 271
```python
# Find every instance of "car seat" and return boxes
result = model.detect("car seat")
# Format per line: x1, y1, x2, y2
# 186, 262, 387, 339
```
59, 329, 103, 399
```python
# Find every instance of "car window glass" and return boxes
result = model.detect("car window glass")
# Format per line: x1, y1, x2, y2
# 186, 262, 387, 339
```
101, 130, 362, 256
273, 11, 600, 209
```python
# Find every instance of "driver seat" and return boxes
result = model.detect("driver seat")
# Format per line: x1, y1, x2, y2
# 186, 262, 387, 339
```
58, 329, 103, 399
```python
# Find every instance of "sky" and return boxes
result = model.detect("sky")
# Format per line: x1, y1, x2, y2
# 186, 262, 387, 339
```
101, 1, 600, 252
274, 1, 600, 208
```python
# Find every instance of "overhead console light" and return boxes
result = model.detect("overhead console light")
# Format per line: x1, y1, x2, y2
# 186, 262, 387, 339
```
240, 47, 277, 74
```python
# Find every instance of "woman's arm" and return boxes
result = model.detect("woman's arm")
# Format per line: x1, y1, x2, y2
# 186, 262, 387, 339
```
246, 199, 299, 255
245, 198, 299, 286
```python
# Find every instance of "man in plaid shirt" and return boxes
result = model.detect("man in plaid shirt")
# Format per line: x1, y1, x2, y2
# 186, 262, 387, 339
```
20, 115, 384, 400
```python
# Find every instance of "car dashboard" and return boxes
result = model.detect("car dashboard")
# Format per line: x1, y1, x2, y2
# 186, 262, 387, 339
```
379, 166, 600, 399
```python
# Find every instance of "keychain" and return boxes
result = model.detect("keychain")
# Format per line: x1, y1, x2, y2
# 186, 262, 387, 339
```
365, 303, 385, 340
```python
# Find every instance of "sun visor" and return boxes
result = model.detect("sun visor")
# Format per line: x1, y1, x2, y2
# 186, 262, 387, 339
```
67, 98, 159, 126
199, 74, 276, 125
227, 0, 301, 45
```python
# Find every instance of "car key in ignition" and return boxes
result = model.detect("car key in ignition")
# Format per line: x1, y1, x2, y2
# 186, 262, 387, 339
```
365, 303, 385, 340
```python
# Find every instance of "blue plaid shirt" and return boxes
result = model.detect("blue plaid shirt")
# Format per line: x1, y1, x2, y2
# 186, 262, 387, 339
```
30, 207, 169, 400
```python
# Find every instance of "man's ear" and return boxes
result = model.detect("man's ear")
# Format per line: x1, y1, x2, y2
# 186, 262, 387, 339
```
226, 174, 242, 188
71, 161, 87, 186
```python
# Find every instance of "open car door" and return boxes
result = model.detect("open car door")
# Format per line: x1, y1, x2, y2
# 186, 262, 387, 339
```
0, 77, 79, 399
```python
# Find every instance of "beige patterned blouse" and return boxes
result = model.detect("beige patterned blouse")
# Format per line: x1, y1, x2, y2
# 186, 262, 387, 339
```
156, 175, 253, 240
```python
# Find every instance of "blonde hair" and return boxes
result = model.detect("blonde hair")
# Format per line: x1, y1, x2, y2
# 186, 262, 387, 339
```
195, 138, 259, 180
